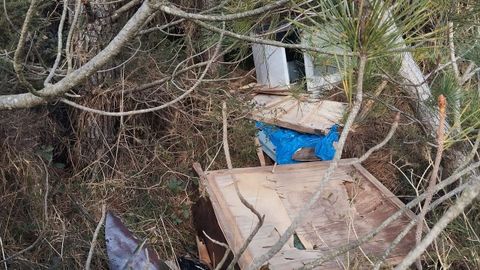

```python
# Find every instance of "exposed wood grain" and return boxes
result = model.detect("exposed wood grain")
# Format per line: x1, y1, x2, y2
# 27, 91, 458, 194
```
254, 138, 267, 167
197, 161, 416, 269
251, 95, 347, 134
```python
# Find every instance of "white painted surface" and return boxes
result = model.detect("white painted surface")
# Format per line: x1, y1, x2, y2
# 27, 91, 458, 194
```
252, 43, 290, 88
303, 52, 342, 95
302, 30, 343, 95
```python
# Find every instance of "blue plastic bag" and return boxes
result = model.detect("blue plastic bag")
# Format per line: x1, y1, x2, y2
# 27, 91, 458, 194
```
256, 122, 338, 164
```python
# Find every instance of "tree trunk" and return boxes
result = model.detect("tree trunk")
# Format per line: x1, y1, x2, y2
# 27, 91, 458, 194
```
69, 0, 122, 170
398, 51, 479, 182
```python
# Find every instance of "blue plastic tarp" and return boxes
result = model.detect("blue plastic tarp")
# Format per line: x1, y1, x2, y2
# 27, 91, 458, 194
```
256, 122, 339, 164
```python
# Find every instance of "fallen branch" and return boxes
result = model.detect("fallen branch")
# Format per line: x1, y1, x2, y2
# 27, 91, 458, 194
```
373, 181, 471, 270
61, 20, 225, 116
85, 203, 107, 270
394, 178, 480, 270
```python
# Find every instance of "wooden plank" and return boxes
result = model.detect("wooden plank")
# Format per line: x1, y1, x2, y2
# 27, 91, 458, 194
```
254, 137, 267, 167
196, 161, 416, 269
251, 95, 347, 134
352, 163, 417, 220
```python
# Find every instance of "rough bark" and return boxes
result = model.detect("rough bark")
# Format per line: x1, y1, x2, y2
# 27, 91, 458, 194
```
69, 0, 123, 168
398, 51, 479, 184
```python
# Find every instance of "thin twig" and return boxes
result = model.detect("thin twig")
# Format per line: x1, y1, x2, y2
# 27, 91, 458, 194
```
373, 181, 471, 270
66, 0, 81, 74
44, 0, 68, 86
13, 0, 46, 97
127, 41, 238, 94
448, 22, 460, 80
202, 231, 230, 270
159, 0, 290, 22
0, 236, 6, 270
111, 0, 142, 21
345, 112, 400, 165
222, 101, 233, 170
61, 21, 226, 116
41, 160, 49, 223
395, 178, 480, 270
138, 0, 229, 35
358, 80, 388, 120
414, 95, 447, 269
0, 234, 44, 264
193, 19, 357, 57
2, 0, 16, 32
85, 203, 107, 270
455, 129, 480, 174
221, 101, 265, 270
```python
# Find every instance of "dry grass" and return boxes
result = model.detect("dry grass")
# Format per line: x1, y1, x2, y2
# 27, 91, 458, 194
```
0, 67, 258, 268
1, 64, 478, 269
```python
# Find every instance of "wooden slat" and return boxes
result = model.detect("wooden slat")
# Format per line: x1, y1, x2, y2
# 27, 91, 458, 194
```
251, 94, 347, 134
196, 161, 416, 269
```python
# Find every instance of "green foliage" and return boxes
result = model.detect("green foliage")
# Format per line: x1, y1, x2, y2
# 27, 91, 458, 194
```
292, 0, 435, 103
295, 0, 437, 57
167, 178, 185, 194
35, 144, 54, 163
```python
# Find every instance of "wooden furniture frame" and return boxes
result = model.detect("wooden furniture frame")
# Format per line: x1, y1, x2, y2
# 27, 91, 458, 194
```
195, 160, 416, 269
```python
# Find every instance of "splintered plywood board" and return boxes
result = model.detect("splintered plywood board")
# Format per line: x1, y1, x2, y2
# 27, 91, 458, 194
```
200, 160, 416, 269
251, 95, 347, 134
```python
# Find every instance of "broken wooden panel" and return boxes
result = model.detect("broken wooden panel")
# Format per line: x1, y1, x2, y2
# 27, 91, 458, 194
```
251, 94, 347, 135
198, 160, 416, 269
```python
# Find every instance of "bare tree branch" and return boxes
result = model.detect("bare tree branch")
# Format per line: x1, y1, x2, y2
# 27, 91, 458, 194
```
0, 0, 156, 110
159, 0, 290, 22
193, 19, 357, 57
66, 0, 82, 74
13, 0, 46, 97
2, 0, 16, 32
414, 95, 447, 270
45, 0, 68, 86
111, 0, 142, 21
60, 23, 225, 116
394, 178, 480, 270
448, 22, 460, 80
85, 203, 107, 270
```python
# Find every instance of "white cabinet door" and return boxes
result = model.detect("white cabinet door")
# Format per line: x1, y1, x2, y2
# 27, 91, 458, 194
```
252, 43, 290, 88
